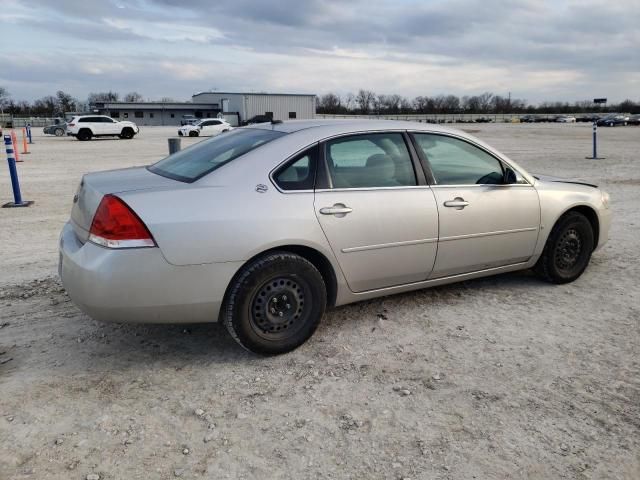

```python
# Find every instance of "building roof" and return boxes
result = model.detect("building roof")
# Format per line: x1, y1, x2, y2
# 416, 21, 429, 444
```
94, 101, 220, 110
192, 91, 316, 98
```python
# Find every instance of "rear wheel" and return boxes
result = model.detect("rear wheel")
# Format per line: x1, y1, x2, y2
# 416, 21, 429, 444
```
534, 211, 594, 284
223, 252, 326, 355
76, 129, 92, 141
54, 127, 65, 136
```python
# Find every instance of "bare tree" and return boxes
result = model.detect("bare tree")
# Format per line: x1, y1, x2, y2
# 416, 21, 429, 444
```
88, 91, 120, 104
317, 93, 342, 113
56, 90, 77, 114
355, 89, 375, 114
124, 92, 144, 102
477, 92, 494, 113
343, 92, 356, 111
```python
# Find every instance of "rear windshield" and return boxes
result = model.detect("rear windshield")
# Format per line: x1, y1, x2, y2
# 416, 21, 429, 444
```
148, 128, 286, 183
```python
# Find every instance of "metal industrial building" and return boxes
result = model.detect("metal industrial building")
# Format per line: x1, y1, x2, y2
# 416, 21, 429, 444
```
192, 92, 316, 123
91, 92, 316, 126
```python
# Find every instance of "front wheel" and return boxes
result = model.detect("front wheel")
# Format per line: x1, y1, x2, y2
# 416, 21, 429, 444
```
188, 130, 199, 137
223, 252, 327, 355
534, 211, 594, 284
119, 128, 134, 139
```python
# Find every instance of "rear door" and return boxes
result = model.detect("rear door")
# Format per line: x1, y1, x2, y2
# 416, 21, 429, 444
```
411, 132, 540, 278
314, 132, 439, 292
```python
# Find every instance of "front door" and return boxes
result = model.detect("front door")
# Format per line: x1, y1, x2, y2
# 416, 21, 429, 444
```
315, 132, 439, 292
411, 133, 540, 278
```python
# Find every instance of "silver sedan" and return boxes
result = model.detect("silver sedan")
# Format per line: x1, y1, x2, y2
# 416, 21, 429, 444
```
59, 120, 611, 354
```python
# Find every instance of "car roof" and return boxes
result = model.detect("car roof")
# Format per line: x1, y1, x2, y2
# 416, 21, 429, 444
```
248, 118, 466, 135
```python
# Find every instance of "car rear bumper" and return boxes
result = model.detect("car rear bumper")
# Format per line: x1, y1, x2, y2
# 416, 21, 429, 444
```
58, 222, 242, 324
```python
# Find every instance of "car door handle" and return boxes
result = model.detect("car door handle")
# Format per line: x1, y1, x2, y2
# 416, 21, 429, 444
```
320, 204, 353, 216
443, 198, 469, 209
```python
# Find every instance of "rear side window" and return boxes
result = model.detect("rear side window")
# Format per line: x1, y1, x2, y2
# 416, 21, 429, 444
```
325, 133, 416, 188
149, 128, 286, 183
412, 133, 504, 185
273, 145, 318, 191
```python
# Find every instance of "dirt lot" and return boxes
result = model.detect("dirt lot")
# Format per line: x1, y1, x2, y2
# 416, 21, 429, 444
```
1, 124, 638, 479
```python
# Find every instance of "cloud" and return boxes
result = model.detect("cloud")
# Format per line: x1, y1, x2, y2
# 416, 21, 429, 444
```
0, 0, 638, 102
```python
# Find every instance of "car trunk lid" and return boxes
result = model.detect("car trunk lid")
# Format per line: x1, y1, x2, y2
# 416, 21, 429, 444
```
70, 166, 179, 242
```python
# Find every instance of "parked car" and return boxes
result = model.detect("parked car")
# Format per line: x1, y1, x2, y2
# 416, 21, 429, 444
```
180, 114, 198, 126
43, 118, 67, 136
627, 114, 640, 125
596, 114, 629, 127
66, 115, 139, 141
242, 115, 273, 125
59, 120, 611, 354
520, 115, 536, 123
556, 116, 576, 123
178, 119, 232, 137
474, 117, 492, 123
576, 115, 600, 123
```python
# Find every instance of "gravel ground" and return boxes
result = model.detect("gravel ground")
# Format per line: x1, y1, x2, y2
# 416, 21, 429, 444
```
0, 124, 638, 479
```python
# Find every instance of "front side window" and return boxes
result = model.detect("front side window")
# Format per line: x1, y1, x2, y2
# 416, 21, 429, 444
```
325, 133, 416, 188
412, 133, 504, 185
149, 128, 286, 183
273, 145, 318, 191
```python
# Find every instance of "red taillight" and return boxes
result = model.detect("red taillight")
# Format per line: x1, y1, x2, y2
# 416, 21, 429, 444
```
68, 123, 75, 127
89, 194, 155, 248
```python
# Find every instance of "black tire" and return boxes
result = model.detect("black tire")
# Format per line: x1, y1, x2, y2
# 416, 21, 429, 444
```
77, 129, 92, 141
534, 211, 594, 284
223, 252, 327, 355
120, 128, 134, 139
54, 128, 65, 137
188, 130, 199, 137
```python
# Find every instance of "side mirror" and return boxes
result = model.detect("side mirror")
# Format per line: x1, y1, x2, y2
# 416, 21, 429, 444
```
504, 167, 518, 184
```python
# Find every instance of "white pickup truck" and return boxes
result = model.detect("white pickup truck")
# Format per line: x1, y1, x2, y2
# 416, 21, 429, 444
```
67, 115, 139, 141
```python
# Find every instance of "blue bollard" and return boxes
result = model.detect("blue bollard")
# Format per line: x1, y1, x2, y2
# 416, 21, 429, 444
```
3, 134, 34, 208
26, 124, 33, 144
586, 122, 605, 160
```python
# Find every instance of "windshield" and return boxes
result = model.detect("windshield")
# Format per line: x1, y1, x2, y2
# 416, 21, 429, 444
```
148, 128, 286, 183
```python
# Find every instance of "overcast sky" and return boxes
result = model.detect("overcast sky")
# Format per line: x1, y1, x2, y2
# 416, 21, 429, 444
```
1, 0, 638, 104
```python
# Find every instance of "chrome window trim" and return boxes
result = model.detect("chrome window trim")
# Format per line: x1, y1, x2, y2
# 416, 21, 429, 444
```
408, 130, 533, 186
269, 128, 533, 193
315, 185, 433, 193
429, 183, 534, 189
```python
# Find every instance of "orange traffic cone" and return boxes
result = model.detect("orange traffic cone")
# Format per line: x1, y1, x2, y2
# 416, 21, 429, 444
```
10, 130, 21, 162
21, 128, 30, 155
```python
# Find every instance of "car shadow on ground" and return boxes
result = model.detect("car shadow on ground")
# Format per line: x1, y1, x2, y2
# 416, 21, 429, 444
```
38, 269, 549, 372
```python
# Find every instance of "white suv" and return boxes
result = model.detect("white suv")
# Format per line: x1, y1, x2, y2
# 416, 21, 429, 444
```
67, 115, 139, 141
178, 118, 232, 137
